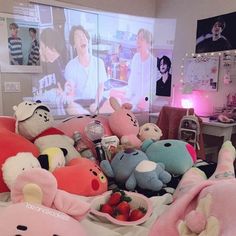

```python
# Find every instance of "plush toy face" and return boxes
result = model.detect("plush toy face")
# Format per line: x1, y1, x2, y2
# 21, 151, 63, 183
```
141, 139, 196, 175
2, 152, 41, 190
53, 158, 108, 196
110, 149, 148, 182
109, 109, 139, 137
108, 96, 139, 138
0, 202, 87, 236
18, 108, 54, 140
139, 123, 163, 141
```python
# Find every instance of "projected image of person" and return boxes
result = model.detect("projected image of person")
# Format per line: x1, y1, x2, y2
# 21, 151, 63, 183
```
156, 55, 172, 97
33, 28, 67, 115
196, 17, 232, 53
64, 25, 108, 113
27, 27, 40, 65
8, 23, 23, 65
127, 28, 157, 111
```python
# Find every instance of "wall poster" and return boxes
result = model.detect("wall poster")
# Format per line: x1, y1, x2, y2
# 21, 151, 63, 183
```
195, 11, 236, 53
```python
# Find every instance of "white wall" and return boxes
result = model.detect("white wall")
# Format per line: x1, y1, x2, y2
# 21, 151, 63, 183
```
0, 0, 157, 116
155, 0, 236, 116
55, 0, 157, 17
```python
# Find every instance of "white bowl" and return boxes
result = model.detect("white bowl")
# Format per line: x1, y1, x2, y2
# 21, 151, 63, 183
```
89, 190, 153, 226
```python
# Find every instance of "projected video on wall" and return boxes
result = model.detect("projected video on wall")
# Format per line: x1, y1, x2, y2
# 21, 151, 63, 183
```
16, 4, 176, 117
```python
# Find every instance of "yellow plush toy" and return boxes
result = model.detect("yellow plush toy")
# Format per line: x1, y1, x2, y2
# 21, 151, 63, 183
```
38, 147, 67, 172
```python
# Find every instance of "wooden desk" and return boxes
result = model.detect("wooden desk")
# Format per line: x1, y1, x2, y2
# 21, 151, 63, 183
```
202, 119, 236, 142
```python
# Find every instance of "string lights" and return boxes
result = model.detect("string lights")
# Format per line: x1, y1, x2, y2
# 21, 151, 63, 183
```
179, 50, 236, 91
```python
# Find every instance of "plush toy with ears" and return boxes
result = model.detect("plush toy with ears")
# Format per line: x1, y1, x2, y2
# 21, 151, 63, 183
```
2, 152, 41, 190
0, 168, 90, 235
38, 147, 67, 172
141, 139, 197, 175
100, 148, 171, 191
138, 123, 163, 142
108, 96, 141, 148
13, 101, 80, 163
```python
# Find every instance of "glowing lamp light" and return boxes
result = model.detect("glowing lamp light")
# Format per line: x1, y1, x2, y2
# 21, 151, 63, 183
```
181, 98, 193, 109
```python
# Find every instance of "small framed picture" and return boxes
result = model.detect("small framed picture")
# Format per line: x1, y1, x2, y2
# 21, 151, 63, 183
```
0, 13, 42, 73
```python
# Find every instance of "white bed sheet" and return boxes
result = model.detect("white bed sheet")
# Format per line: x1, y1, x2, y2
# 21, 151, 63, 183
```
0, 192, 173, 236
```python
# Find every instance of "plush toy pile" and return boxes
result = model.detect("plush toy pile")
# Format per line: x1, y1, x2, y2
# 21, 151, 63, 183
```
3, 97, 232, 235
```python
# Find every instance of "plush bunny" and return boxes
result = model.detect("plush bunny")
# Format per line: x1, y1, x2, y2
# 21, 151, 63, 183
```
0, 168, 90, 235
108, 96, 141, 148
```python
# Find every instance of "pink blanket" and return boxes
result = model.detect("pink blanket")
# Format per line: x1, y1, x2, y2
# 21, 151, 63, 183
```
149, 141, 236, 236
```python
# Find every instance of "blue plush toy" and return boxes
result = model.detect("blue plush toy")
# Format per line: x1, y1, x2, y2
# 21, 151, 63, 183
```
100, 148, 171, 191
141, 139, 197, 176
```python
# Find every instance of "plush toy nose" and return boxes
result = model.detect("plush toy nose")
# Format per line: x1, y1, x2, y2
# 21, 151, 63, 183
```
124, 148, 135, 154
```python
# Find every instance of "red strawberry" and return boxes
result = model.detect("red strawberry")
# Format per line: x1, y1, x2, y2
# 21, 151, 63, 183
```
129, 207, 147, 221
100, 203, 114, 215
114, 213, 128, 221
107, 192, 122, 206
116, 201, 131, 216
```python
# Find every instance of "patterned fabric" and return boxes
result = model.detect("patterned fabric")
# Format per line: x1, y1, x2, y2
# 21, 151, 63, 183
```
8, 36, 23, 65
28, 39, 40, 65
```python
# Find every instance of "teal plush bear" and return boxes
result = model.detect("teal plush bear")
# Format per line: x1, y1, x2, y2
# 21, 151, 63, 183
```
141, 139, 197, 175
100, 148, 171, 191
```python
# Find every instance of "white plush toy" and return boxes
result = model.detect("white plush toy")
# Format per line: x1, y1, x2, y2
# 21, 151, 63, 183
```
138, 123, 163, 142
13, 101, 80, 162
2, 152, 41, 190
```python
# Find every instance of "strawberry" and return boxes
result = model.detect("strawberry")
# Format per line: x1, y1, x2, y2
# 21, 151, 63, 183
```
116, 201, 131, 216
114, 213, 128, 221
100, 203, 114, 215
107, 192, 123, 206
129, 207, 147, 221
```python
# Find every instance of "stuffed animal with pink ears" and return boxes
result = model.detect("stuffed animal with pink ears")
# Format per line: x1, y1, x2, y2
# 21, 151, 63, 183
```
0, 168, 90, 235
108, 97, 141, 148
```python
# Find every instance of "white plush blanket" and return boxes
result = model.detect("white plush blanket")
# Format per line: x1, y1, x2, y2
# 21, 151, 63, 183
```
0, 192, 173, 236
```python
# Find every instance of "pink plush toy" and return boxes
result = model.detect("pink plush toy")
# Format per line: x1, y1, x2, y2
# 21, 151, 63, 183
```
53, 158, 108, 197
149, 141, 236, 236
108, 96, 141, 148
55, 114, 113, 159
0, 168, 90, 235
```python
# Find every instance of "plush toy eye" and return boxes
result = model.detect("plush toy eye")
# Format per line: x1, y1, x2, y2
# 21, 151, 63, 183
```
144, 127, 149, 131
16, 224, 28, 231
133, 152, 139, 156
99, 174, 106, 183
